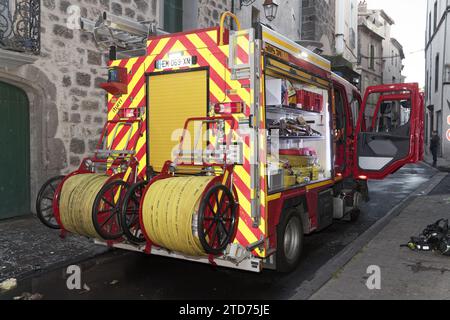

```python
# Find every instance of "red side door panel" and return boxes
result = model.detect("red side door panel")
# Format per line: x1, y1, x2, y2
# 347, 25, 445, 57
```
354, 83, 422, 180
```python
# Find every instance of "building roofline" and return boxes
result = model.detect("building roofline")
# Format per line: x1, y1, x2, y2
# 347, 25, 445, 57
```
378, 9, 395, 25
390, 38, 405, 59
361, 9, 395, 25
358, 22, 385, 41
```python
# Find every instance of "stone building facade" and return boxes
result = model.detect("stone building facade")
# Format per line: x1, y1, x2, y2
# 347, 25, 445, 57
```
383, 37, 405, 85
356, 2, 384, 124
425, 0, 450, 159
300, 0, 360, 86
333, 0, 358, 76
235, 0, 301, 41
300, 0, 336, 55
0, 0, 230, 218
357, 2, 406, 92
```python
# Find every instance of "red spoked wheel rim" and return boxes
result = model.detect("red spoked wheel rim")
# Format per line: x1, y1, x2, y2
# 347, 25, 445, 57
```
92, 180, 128, 240
120, 180, 147, 244
36, 176, 65, 229
197, 184, 238, 255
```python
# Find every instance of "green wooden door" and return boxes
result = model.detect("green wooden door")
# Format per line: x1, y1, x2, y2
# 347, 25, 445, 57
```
0, 81, 30, 219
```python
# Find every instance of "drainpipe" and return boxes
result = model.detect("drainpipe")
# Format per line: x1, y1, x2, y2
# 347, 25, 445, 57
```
335, 0, 345, 56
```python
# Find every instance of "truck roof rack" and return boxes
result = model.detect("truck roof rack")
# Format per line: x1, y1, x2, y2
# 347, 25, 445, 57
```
80, 12, 169, 59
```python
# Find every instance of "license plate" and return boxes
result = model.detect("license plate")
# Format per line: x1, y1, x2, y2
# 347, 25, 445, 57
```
156, 56, 194, 70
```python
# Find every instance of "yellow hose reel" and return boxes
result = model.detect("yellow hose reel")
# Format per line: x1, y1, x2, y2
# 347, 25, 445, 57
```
141, 176, 238, 256
58, 173, 127, 240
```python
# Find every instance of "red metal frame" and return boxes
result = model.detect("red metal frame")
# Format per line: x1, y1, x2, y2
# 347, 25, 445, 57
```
332, 79, 357, 178
418, 92, 425, 162
52, 109, 146, 238
176, 116, 238, 167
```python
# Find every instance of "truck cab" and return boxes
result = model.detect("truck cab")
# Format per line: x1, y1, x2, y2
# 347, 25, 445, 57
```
332, 75, 423, 181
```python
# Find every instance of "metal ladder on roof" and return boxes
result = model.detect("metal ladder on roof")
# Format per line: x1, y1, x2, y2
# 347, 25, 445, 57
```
80, 11, 168, 58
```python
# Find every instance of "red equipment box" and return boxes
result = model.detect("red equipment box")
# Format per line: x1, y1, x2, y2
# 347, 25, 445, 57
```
311, 93, 323, 113
296, 90, 323, 113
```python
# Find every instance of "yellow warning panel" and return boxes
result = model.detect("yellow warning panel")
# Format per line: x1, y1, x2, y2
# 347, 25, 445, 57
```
148, 69, 208, 172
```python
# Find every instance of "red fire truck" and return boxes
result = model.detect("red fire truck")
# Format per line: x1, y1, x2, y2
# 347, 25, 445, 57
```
36, 12, 424, 273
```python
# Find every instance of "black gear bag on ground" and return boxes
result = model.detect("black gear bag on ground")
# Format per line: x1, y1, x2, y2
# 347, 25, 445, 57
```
402, 219, 450, 256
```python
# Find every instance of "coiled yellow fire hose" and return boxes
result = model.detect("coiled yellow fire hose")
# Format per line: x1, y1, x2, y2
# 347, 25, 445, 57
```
59, 174, 110, 238
142, 176, 215, 256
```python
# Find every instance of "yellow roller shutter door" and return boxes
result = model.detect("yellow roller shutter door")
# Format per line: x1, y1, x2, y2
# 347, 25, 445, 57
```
148, 69, 208, 172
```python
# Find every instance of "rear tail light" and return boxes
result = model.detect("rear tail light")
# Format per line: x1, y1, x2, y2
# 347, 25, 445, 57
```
358, 175, 368, 180
214, 102, 243, 114
117, 108, 142, 119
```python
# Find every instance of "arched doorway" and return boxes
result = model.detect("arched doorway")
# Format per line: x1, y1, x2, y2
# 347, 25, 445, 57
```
0, 81, 30, 219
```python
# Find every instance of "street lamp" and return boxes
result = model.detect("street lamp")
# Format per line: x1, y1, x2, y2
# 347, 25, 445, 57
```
239, 0, 279, 22
262, 0, 279, 21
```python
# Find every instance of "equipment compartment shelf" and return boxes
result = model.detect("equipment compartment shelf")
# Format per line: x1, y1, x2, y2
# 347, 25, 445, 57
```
267, 135, 325, 141
267, 105, 323, 116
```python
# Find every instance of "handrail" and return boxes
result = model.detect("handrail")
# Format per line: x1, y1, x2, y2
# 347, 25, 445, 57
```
219, 11, 241, 46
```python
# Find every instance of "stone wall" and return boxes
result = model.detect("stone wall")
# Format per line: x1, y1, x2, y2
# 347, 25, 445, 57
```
198, 0, 232, 28
37, 0, 158, 175
0, 0, 235, 210
301, 0, 336, 55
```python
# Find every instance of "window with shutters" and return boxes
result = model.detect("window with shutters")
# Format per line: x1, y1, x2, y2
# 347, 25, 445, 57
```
435, 53, 440, 92
444, 64, 450, 84
369, 44, 375, 70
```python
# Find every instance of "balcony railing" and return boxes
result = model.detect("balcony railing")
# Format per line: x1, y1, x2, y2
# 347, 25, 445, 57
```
0, 0, 40, 54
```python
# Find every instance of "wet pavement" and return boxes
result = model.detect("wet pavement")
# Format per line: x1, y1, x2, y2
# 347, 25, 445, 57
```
429, 174, 450, 196
0, 217, 107, 283
0, 163, 439, 300
312, 193, 450, 300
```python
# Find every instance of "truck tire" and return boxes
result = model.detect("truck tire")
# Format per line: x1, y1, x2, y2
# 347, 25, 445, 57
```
276, 208, 304, 273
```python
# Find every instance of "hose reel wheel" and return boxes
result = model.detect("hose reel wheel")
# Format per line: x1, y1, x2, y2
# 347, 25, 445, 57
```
198, 184, 238, 255
36, 175, 65, 230
92, 179, 129, 240
120, 180, 147, 244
